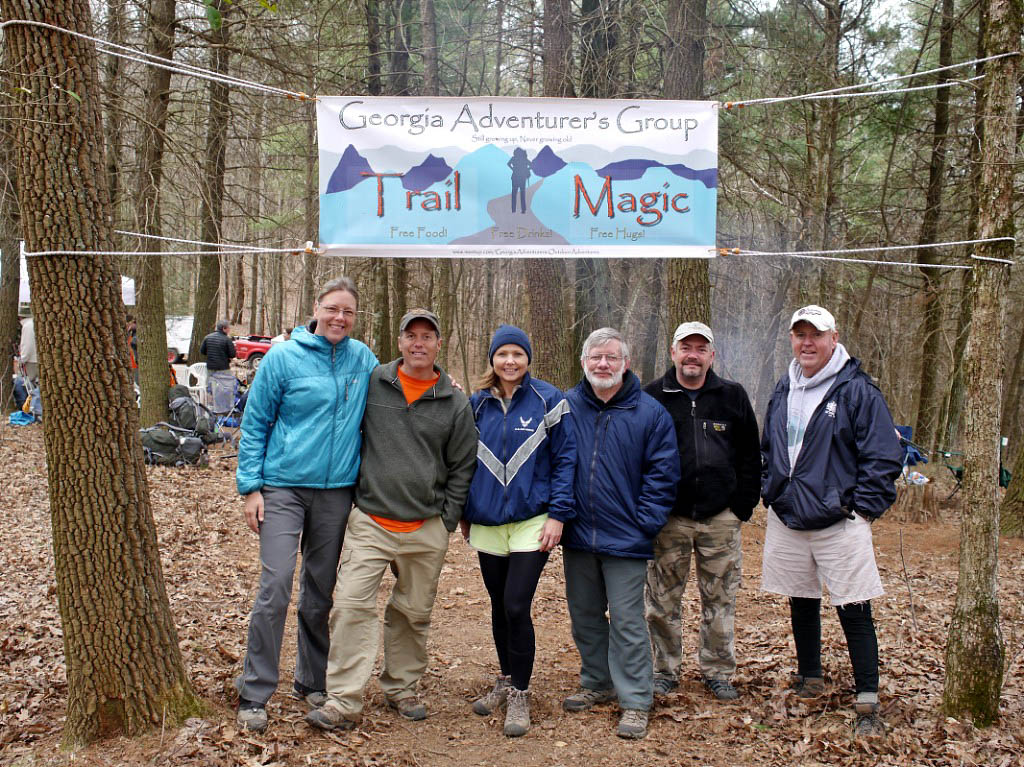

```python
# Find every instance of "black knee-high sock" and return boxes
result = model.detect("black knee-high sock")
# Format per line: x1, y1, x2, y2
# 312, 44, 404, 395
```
790, 597, 823, 679
836, 601, 879, 694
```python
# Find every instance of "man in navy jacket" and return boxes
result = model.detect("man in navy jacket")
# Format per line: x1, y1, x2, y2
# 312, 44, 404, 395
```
761, 305, 901, 740
562, 328, 679, 740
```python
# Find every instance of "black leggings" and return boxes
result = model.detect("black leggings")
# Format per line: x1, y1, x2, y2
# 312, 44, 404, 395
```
478, 550, 549, 690
790, 597, 878, 694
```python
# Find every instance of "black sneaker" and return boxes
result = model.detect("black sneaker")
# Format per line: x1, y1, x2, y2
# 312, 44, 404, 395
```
290, 681, 327, 707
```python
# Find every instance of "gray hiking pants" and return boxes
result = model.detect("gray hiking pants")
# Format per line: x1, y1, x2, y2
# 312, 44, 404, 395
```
563, 548, 653, 711
235, 485, 353, 704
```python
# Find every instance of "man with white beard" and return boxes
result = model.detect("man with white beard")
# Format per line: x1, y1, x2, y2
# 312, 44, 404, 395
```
560, 328, 679, 740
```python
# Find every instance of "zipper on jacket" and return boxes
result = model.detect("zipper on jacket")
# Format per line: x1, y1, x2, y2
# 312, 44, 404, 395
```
691, 398, 702, 489
327, 344, 340, 487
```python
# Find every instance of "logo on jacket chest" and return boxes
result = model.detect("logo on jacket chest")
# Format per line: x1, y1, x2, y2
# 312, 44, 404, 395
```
513, 416, 534, 433
825, 400, 838, 418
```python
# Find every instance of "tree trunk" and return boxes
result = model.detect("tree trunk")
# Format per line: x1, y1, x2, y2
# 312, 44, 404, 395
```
103, 0, 127, 229
420, 0, 439, 95
0, 106, 21, 413
391, 256, 408, 351
190, 1, 231, 361
389, 0, 414, 96
372, 258, 393, 359
134, 0, 176, 428
525, 259, 573, 388
301, 95, 318, 318
663, 0, 710, 324
0, 0, 198, 745
366, 0, 383, 95
913, 0, 955, 452
942, 0, 1019, 726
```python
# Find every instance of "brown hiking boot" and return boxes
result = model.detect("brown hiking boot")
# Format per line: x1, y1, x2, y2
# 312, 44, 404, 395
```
305, 704, 358, 732
472, 674, 511, 716
563, 687, 615, 712
389, 695, 427, 721
789, 673, 825, 699
503, 687, 531, 737
854, 698, 885, 739
616, 709, 648, 739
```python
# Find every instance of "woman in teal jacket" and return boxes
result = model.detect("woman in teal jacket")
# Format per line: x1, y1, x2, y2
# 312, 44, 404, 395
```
234, 277, 378, 733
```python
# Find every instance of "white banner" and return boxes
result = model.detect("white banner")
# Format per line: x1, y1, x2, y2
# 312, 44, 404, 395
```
317, 97, 718, 258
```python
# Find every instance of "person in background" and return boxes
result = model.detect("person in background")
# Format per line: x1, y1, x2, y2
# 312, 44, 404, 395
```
462, 325, 576, 737
200, 319, 236, 372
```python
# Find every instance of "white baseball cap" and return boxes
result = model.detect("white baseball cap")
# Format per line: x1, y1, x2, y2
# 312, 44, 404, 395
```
790, 305, 836, 332
672, 321, 714, 345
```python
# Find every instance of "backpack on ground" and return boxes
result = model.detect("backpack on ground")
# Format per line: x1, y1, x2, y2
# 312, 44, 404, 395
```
139, 424, 209, 467
167, 386, 216, 443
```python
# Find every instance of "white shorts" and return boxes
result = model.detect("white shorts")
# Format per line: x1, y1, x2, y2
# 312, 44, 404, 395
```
761, 508, 883, 606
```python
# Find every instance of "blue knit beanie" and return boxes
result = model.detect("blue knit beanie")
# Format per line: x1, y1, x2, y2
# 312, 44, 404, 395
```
488, 324, 532, 365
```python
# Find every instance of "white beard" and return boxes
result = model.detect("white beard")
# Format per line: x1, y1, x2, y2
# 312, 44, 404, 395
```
586, 368, 624, 391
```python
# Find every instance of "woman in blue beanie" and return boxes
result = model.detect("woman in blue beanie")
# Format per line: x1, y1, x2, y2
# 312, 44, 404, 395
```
461, 324, 577, 737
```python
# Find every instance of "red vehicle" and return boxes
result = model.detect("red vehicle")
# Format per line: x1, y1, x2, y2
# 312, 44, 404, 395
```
233, 335, 273, 369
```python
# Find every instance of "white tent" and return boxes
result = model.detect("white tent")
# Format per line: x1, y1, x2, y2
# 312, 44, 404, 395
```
2, 246, 136, 305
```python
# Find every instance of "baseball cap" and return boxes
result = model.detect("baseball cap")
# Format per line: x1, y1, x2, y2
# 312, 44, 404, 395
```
672, 321, 714, 345
399, 308, 442, 335
790, 305, 836, 332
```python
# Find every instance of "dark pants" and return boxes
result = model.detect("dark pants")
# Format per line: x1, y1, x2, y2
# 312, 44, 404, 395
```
790, 596, 879, 694
235, 486, 353, 704
478, 550, 549, 690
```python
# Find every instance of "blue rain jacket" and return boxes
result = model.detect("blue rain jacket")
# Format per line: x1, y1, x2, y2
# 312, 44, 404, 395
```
236, 327, 378, 495
563, 371, 679, 559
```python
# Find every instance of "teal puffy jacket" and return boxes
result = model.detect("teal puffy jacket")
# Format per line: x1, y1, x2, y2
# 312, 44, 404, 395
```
236, 327, 378, 495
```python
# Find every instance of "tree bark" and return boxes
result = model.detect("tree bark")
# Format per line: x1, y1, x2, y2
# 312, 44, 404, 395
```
372, 258, 393, 359
663, 0, 710, 325
942, 0, 1020, 726
190, 1, 231, 361
1001, 444, 1024, 537
134, 0, 176, 428
0, 0, 199, 745
366, 0, 383, 95
0, 103, 21, 413
420, 0, 439, 95
301, 93, 318, 317
913, 0, 955, 452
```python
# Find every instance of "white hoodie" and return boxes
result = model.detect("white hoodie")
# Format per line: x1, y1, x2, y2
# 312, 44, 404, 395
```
786, 343, 850, 470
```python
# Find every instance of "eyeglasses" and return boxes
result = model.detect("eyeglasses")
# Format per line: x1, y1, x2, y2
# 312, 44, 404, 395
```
585, 354, 624, 364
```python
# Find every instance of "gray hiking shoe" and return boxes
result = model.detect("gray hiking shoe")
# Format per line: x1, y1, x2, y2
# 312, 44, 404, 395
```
616, 709, 648, 739
704, 677, 739, 700
789, 674, 825, 699
305, 704, 358, 732
236, 701, 268, 733
853, 697, 885, 739
503, 687, 531, 737
653, 677, 677, 696
563, 686, 615, 712
473, 674, 511, 716
389, 695, 428, 721
289, 682, 327, 708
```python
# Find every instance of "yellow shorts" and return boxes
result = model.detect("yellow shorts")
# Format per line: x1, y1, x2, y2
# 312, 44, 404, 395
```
469, 513, 549, 556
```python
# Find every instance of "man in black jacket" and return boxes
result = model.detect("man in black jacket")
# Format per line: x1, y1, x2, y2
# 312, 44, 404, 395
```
200, 319, 236, 372
644, 321, 761, 701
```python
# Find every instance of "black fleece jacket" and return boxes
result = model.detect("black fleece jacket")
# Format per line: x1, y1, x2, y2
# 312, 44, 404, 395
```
644, 367, 761, 521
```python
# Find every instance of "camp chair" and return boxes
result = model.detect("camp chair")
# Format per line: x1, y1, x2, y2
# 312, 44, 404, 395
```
940, 438, 1012, 499
207, 371, 243, 446
187, 362, 209, 405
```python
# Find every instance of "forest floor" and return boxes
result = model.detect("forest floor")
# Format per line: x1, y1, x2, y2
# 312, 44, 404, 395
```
1, 424, 1023, 767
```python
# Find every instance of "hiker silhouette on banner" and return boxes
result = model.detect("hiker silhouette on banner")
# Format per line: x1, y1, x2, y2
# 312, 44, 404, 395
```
507, 148, 532, 214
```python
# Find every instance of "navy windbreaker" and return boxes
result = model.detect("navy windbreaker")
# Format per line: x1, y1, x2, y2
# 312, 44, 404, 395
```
563, 371, 679, 559
463, 373, 577, 526
760, 357, 902, 531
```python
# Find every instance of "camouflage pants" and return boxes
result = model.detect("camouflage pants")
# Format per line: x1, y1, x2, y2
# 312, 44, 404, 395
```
645, 510, 742, 681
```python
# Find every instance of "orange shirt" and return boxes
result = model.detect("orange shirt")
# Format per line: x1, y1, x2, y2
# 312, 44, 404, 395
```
367, 364, 442, 533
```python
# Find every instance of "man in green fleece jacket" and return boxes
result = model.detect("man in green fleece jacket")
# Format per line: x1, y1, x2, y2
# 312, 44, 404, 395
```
308, 308, 478, 731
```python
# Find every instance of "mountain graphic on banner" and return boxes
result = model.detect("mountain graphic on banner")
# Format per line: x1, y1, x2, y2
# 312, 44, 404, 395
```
595, 158, 717, 189
326, 145, 375, 193
531, 145, 567, 177
402, 154, 453, 190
